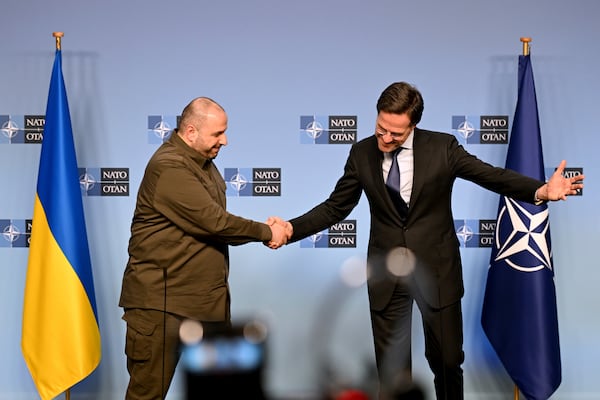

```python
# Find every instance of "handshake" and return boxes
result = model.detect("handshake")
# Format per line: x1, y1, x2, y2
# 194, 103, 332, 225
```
265, 216, 293, 249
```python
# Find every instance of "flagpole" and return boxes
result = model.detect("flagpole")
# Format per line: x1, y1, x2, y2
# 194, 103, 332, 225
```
52, 30, 71, 400
521, 36, 531, 56
484, 34, 561, 400
510, 36, 532, 400
53, 31, 64, 51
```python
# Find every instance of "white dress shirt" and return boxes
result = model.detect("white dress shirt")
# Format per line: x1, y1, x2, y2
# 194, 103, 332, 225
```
382, 130, 414, 205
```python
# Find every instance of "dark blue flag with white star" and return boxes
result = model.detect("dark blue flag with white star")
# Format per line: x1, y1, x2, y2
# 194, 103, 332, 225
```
481, 54, 561, 400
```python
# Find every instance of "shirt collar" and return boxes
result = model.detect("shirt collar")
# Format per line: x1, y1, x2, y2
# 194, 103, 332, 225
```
401, 129, 415, 150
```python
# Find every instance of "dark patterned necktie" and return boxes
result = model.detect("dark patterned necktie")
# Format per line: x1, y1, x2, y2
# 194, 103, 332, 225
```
386, 148, 408, 219
386, 148, 402, 194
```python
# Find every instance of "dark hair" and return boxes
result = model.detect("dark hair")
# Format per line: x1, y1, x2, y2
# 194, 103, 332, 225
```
376, 82, 424, 126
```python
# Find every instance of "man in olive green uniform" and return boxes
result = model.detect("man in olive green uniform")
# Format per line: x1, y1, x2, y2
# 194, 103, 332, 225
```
119, 97, 288, 399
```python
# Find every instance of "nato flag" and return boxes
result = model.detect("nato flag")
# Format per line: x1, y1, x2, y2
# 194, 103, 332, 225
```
481, 54, 561, 400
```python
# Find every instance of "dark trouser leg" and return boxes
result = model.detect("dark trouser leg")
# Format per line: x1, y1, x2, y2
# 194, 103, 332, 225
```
415, 294, 465, 400
123, 309, 183, 400
370, 281, 414, 398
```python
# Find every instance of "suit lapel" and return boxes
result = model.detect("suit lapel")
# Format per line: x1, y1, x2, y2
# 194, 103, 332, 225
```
365, 136, 407, 222
369, 140, 385, 188
409, 128, 433, 209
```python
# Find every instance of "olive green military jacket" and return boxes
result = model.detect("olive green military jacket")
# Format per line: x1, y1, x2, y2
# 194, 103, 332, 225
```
119, 133, 271, 321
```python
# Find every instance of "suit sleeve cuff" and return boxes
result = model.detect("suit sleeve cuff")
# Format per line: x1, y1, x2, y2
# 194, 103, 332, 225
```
534, 187, 546, 205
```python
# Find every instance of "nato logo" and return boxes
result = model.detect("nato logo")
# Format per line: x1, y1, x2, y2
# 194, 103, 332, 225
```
148, 115, 178, 144
452, 115, 509, 144
80, 167, 130, 196
224, 168, 281, 197
300, 220, 357, 248
0, 219, 31, 248
494, 197, 552, 272
0, 115, 44, 144
300, 115, 357, 144
545, 167, 584, 196
454, 219, 496, 248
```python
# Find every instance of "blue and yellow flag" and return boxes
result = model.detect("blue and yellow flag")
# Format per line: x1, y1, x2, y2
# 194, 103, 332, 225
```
481, 53, 561, 399
21, 47, 101, 400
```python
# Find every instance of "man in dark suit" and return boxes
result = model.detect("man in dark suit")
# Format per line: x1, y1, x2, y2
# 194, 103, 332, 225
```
275, 82, 584, 400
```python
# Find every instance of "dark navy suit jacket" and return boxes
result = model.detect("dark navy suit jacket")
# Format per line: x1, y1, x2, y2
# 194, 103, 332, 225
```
290, 129, 542, 310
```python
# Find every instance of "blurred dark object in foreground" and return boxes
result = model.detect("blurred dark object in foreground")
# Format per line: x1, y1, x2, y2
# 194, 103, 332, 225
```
180, 320, 268, 399
388, 383, 426, 400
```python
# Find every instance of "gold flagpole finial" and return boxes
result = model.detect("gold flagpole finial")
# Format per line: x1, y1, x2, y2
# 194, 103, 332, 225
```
52, 32, 64, 51
520, 37, 532, 56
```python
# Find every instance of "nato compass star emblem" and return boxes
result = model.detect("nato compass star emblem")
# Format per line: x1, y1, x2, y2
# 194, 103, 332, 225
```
1, 118, 19, 141
309, 232, 323, 245
455, 223, 474, 246
456, 119, 475, 140
2, 223, 20, 243
304, 120, 324, 140
494, 197, 552, 272
152, 119, 172, 141
80, 172, 97, 192
228, 173, 248, 194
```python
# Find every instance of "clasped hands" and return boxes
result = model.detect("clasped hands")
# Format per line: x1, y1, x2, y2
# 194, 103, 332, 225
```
265, 216, 293, 249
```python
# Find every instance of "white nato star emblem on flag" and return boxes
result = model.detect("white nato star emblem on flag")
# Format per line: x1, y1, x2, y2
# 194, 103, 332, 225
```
494, 197, 552, 272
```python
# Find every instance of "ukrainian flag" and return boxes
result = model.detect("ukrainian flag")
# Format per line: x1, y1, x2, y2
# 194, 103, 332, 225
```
21, 47, 101, 400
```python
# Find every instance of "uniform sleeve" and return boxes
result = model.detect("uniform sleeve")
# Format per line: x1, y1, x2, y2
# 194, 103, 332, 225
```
153, 165, 271, 244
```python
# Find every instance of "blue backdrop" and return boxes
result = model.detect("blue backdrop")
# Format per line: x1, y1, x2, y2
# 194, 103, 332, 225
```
1, 1, 598, 399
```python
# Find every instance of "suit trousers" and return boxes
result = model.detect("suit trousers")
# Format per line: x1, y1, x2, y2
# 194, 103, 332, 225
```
370, 278, 465, 400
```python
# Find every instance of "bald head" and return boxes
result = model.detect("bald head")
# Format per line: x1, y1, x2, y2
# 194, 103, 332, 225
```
176, 97, 228, 159
178, 97, 226, 131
